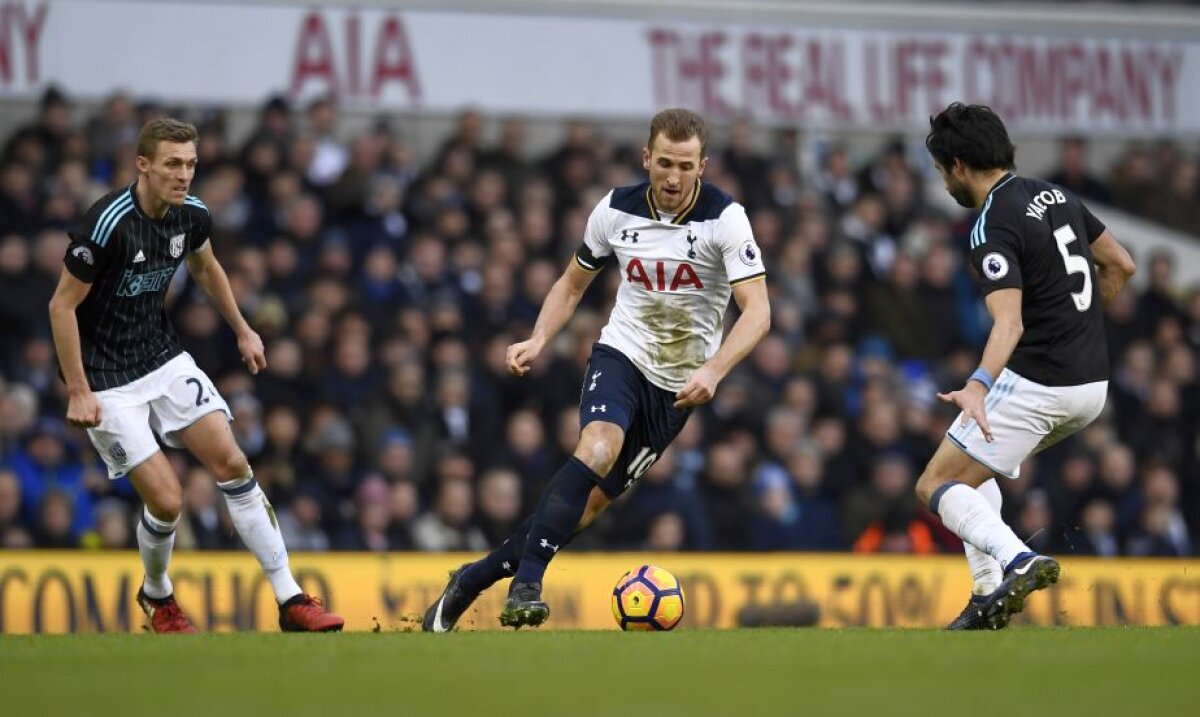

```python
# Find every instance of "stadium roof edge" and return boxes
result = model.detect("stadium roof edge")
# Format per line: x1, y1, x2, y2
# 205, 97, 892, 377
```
135, 0, 1200, 37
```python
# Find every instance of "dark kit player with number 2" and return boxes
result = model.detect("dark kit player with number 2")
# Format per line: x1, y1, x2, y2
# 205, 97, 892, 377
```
914, 103, 1137, 630
49, 118, 342, 633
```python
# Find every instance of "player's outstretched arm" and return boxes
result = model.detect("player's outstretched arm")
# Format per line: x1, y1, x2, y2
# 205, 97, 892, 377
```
48, 271, 101, 427
1090, 230, 1136, 305
937, 288, 1023, 442
186, 243, 266, 374
674, 277, 770, 409
506, 260, 599, 376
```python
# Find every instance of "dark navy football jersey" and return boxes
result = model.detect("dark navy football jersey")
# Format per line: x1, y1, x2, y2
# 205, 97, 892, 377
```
63, 184, 212, 390
967, 173, 1109, 386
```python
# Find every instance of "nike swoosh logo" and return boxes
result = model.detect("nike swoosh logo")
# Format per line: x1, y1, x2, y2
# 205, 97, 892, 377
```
432, 596, 448, 633
1014, 559, 1040, 576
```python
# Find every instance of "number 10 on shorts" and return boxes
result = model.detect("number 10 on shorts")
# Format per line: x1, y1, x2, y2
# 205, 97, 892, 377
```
627, 447, 659, 480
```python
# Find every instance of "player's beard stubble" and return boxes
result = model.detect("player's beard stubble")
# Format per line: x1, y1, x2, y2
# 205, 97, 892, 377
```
945, 177, 975, 209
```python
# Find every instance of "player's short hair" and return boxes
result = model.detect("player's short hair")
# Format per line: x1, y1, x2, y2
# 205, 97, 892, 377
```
925, 103, 1015, 172
648, 108, 708, 157
137, 118, 198, 159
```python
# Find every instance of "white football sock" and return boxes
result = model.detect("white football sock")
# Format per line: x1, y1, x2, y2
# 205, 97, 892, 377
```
217, 473, 302, 604
934, 482, 1029, 571
964, 479, 1004, 595
138, 507, 178, 599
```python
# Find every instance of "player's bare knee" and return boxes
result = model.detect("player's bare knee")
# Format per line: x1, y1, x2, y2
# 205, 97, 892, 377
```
145, 487, 183, 522
915, 471, 945, 507
576, 440, 618, 476
213, 451, 250, 482
576, 423, 624, 476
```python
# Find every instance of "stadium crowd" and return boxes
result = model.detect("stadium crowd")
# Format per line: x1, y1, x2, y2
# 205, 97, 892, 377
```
1, 88, 1196, 558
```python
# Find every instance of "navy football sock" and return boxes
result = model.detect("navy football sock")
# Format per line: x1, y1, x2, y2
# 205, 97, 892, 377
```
459, 515, 534, 594
512, 457, 599, 586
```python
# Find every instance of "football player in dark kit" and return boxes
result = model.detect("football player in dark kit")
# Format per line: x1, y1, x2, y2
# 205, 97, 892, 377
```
50, 118, 343, 633
915, 103, 1136, 629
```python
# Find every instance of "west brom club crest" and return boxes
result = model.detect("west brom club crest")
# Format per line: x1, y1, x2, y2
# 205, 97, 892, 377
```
110, 441, 128, 466
169, 233, 185, 258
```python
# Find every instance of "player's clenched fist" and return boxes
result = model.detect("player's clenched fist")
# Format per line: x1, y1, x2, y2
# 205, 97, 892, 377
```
506, 338, 543, 376
66, 390, 102, 428
674, 365, 720, 409
238, 329, 267, 375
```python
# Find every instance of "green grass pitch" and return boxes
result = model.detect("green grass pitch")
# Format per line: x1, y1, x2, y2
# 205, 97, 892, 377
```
2, 628, 1197, 716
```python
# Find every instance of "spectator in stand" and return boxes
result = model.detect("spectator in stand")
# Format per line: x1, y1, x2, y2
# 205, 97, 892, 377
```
412, 478, 487, 552
1045, 136, 1112, 204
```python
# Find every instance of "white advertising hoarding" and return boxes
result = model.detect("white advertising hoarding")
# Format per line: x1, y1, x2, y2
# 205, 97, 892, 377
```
0, 0, 1197, 135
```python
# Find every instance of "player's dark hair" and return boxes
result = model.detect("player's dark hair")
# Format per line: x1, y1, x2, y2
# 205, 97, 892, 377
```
925, 103, 1015, 172
648, 108, 708, 157
137, 118, 198, 159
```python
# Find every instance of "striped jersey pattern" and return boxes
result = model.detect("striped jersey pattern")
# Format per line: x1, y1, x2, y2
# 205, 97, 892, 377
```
63, 184, 212, 390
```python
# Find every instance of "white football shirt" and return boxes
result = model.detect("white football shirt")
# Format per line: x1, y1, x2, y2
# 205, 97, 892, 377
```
575, 180, 766, 392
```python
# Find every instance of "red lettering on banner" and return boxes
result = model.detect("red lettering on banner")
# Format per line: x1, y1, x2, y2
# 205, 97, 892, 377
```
866, 39, 948, 123
797, 39, 848, 122
894, 40, 920, 118
922, 41, 949, 117
698, 32, 731, 118
741, 32, 765, 112
742, 35, 852, 122
998, 41, 1021, 119
647, 29, 731, 118
1015, 45, 1060, 121
292, 12, 337, 97
1155, 48, 1183, 122
16, 0, 45, 83
0, 0, 48, 86
1121, 50, 1153, 121
765, 34, 795, 118
291, 11, 420, 101
963, 39, 988, 104
0, 5, 11, 84
647, 29, 679, 107
370, 16, 420, 100
1060, 43, 1088, 121
865, 40, 889, 122
969, 40, 1185, 129
1090, 50, 1122, 121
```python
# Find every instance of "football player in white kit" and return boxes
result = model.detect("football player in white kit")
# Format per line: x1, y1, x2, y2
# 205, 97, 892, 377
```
424, 109, 770, 631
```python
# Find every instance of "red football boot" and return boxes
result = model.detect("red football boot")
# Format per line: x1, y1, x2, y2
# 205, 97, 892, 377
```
136, 588, 198, 634
279, 594, 345, 632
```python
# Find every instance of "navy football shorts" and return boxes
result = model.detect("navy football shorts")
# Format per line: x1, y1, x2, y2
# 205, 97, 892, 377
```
578, 343, 692, 499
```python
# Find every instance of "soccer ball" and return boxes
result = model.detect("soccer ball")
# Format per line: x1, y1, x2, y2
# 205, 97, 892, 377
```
611, 565, 685, 631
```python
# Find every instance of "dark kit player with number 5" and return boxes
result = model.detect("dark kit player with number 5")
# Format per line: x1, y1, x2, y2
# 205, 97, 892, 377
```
914, 103, 1137, 630
49, 118, 342, 633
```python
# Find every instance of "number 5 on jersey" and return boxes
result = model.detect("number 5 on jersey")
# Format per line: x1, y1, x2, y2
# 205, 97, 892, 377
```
1053, 224, 1093, 312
